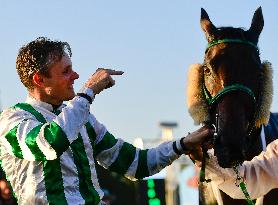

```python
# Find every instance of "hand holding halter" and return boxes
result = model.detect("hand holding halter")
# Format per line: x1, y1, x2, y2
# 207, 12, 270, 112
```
199, 115, 218, 183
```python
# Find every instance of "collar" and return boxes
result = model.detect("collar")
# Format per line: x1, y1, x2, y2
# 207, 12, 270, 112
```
25, 95, 64, 113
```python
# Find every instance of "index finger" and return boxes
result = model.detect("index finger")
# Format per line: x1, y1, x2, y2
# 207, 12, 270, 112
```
106, 69, 124, 75
108, 69, 124, 75
97, 68, 124, 75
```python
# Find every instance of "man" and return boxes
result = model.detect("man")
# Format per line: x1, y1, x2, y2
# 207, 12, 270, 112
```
0, 37, 213, 205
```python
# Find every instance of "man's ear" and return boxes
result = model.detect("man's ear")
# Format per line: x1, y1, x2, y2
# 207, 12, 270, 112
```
33, 72, 45, 87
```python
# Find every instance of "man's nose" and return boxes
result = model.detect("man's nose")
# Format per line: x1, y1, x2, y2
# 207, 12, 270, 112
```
72, 71, 79, 80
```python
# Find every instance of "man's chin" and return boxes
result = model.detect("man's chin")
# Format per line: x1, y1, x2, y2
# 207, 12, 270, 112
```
64, 92, 75, 101
68, 94, 75, 101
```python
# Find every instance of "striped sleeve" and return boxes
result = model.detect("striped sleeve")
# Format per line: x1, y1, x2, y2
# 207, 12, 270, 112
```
146, 141, 180, 176
94, 132, 150, 180
88, 114, 180, 180
0, 96, 90, 161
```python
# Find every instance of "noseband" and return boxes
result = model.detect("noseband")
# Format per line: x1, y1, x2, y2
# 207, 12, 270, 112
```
203, 83, 256, 106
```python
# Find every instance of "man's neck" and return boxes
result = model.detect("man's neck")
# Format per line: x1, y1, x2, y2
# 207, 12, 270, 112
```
51, 103, 62, 110
29, 89, 62, 107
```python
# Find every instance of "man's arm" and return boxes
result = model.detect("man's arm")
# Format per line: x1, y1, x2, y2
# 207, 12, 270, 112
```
88, 120, 213, 180
0, 69, 123, 161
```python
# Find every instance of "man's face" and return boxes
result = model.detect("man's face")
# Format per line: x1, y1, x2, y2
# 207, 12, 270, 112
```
43, 54, 79, 105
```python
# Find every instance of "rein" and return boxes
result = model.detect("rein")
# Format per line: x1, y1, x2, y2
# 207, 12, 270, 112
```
199, 38, 258, 205
233, 164, 255, 205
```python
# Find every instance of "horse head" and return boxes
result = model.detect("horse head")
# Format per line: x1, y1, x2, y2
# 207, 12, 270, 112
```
187, 7, 273, 168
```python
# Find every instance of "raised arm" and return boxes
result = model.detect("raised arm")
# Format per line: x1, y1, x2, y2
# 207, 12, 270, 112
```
0, 68, 123, 161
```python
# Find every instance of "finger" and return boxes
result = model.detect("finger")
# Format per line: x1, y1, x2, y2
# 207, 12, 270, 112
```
200, 124, 211, 131
107, 79, 115, 88
203, 141, 214, 150
104, 75, 115, 88
105, 69, 124, 75
96, 68, 124, 75
199, 126, 214, 137
195, 161, 202, 167
110, 71, 124, 75
107, 75, 114, 84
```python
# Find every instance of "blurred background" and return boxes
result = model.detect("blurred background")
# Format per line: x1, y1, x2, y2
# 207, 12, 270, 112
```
0, 1, 277, 205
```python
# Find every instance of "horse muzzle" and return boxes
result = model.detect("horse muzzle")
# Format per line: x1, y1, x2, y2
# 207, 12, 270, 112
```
214, 141, 245, 168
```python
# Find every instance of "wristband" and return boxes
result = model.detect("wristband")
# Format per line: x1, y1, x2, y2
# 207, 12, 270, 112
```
76, 93, 93, 104
173, 141, 183, 155
180, 137, 193, 154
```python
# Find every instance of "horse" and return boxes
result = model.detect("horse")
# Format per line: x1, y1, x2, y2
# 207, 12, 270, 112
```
186, 7, 278, 205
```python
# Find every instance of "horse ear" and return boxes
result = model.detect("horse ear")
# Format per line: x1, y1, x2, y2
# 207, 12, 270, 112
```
247, 7, 264, 43
200, 8, 217, 42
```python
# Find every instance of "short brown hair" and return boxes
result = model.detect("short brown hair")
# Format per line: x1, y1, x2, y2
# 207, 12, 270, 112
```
16, 37, 72, 90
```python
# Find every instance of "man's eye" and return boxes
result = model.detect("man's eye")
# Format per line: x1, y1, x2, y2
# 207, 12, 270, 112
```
63, 69, 69, 74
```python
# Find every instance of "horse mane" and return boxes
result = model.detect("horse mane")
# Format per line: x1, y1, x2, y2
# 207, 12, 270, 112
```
254, 61, 273, 127
187, 64, 210, 124
187, 61, 273, 127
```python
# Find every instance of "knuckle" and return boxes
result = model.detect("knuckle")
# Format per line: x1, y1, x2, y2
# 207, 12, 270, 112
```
103, 73, 110, 78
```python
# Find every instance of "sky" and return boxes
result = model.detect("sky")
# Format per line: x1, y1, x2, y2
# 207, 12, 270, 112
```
0, 0, 277, 146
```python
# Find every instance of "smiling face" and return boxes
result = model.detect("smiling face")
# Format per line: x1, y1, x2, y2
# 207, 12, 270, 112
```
41, 54, 79, 105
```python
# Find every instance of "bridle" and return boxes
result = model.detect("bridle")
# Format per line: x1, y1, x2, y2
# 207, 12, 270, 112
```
203, 38, 260, 141
199, 39, 261, 188
205, 39, 259, 53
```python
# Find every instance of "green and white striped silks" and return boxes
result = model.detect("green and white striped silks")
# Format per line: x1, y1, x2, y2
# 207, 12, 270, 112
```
0, 95, 180, 205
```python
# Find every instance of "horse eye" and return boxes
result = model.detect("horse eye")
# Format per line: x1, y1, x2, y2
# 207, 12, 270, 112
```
203, 66, 211, 75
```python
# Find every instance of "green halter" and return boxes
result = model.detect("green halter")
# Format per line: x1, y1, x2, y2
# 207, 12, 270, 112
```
206, 38, 259, 53
203, 83, 256, 106
204, 38, 258, 106
202, 38, 258, 205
